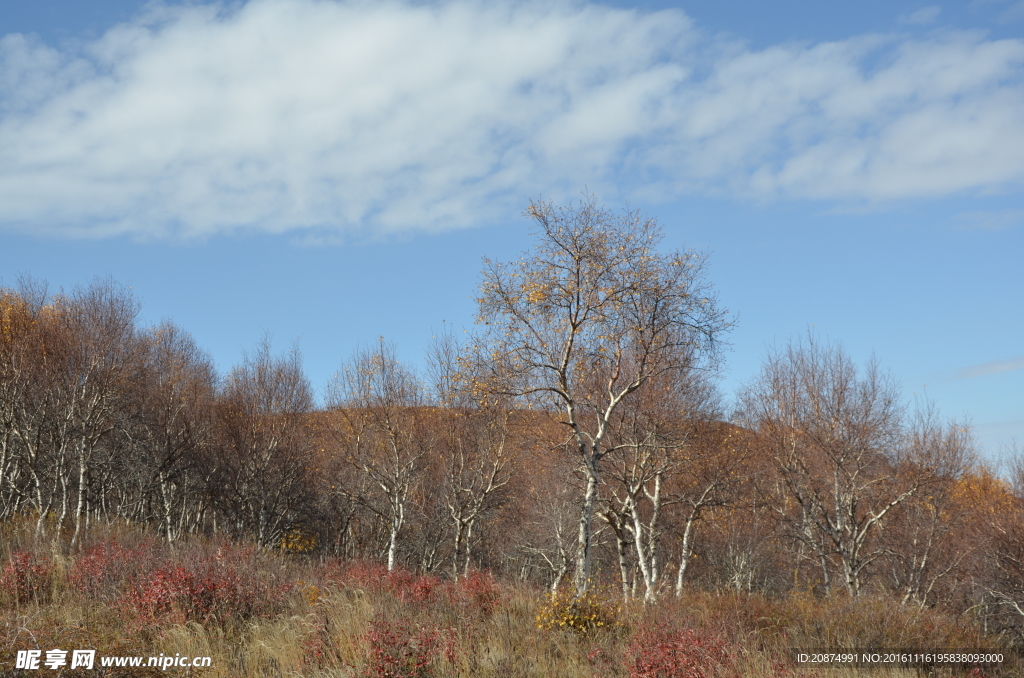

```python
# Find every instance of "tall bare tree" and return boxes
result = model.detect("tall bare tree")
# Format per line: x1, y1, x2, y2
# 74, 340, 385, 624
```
476, 195, 730, 593
134, 322, 216, 540
0, 279, 144, 542
63, 281, 144, 546
0, 288, 38, 521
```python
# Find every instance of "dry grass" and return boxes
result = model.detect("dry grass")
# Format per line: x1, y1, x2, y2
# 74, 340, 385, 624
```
0, 520, 1014, 677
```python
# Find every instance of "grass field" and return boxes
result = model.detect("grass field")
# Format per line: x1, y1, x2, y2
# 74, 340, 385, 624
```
0, 519, 1013, 677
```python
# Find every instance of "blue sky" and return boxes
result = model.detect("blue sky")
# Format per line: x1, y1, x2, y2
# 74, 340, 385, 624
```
1, 0, 1022, 461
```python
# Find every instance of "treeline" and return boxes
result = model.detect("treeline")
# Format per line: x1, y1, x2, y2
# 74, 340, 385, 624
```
2, 197, 1024, 648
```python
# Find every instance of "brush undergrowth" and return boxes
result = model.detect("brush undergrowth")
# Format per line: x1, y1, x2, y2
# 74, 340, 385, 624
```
0, 519, 1014, 677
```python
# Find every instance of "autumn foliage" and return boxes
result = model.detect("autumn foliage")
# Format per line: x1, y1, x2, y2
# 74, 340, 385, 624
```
3, 198, 1024, 675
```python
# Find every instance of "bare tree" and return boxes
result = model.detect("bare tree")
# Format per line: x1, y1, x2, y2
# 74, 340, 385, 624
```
518, 455, 581, 593
134, 322, 216, 540
669, 422, 745, 596
0, 279, 144, 542
210, 337, 314, 547
881, 409, 975, 607
328, 340, 428, 571
427, 329, 514, 578
62, 281, 144, 546
977, 445, 1024, 641
600, 369, 729, 601
0, 288, 38, 520
1, 289, 75, 537
740, 336, 944, 597
476, 195, 730, 593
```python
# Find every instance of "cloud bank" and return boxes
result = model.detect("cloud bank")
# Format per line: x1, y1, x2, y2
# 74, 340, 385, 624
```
2, 0, 1024, 238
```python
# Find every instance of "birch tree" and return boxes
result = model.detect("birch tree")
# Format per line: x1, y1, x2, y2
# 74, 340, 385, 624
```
881, 410, 974, 607
135, 322, 216, 541
428, 329, 514, 578
210, 338, 314, 547
740, 337, 941, 596
602, 371, 729, 601
476, 195, 729, 593
329, 340, 428, 571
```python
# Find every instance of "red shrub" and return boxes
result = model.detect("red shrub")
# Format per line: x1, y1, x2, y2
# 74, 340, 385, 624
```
1, 550, 53, 604
363, 618, 444, 678
333, 561, 439, 604
120, 557, 290, 626
301, 612, 332, 668
628, 627, 734, 678
332, 560, 390, 591
588, 644, 619, 678
404, 574, 438, 604
70, 541, 157, 599
444, 570, 503, 617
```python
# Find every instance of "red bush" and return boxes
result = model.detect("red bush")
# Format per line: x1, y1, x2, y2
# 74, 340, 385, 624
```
70, 540, 157, 599
330, 560, 391, 593
628, 627, 734, 678
443, 570, 503, 617
120, 557, 290, 626
301, 613, 332, 668
363, 618, 445, 678
0, 550, 53, 604
333, 561, 439, 604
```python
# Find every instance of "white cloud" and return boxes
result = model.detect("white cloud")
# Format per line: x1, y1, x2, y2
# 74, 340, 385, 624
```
1, 0, 1024, 239
898, 6, 942, 25
954, 356, 1024, 379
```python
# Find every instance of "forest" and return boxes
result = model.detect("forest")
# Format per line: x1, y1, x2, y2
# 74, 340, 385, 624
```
2, 198, 1023, 677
